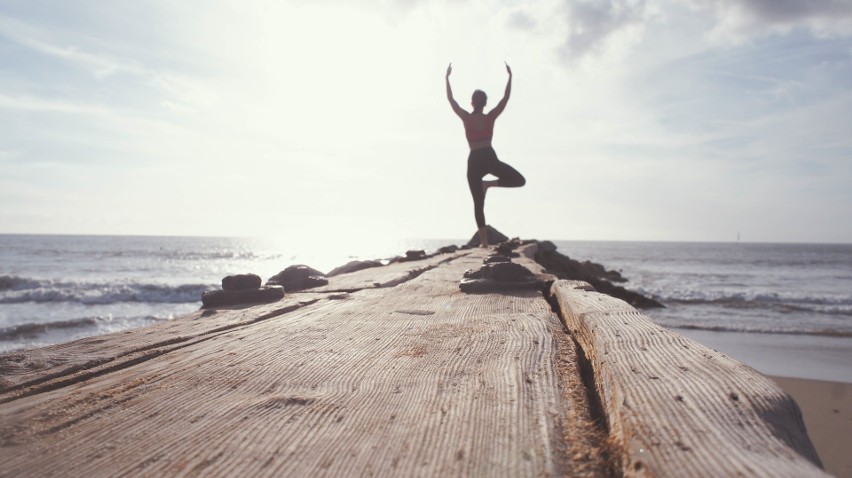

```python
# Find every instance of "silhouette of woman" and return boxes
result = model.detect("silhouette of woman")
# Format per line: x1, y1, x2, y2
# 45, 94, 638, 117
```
446, 62, 525, 247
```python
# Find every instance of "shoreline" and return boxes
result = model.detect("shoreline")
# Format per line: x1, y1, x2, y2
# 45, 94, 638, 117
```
672, 327, 852, 384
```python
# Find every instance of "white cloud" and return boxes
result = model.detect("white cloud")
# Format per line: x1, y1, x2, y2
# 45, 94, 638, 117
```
548, 0, 852, 66
559, 0, 651, 61
685, 0, 852, 41
508, 10, 538, 31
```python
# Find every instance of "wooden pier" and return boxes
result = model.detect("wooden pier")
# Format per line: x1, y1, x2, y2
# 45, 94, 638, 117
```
0, 244, 828, 477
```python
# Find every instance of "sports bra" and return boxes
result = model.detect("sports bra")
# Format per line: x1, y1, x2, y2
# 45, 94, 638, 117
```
463, 113, 495, 150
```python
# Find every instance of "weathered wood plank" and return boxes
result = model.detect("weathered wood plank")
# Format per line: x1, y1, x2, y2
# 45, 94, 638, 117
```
0, 251, 469, 398
0, 296, 323, 397
309, 250, 470, 292
551, 280, 828, 477
0, 251, 606, 477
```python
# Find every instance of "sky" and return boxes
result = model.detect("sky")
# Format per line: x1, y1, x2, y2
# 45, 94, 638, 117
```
1, 0, 851, 243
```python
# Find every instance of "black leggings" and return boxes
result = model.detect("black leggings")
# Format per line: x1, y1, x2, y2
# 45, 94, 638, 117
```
467, 147, 525, 228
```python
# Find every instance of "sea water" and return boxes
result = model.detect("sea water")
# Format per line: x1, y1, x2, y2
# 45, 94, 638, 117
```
0, 234, 451, 353
2, 235, 851, 356
554, 241, 852, 337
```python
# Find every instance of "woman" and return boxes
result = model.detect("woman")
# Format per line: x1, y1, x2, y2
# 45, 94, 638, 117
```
446, 62, 525, 247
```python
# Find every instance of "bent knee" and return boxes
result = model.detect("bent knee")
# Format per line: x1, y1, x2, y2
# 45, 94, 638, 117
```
498, 176, 525, 188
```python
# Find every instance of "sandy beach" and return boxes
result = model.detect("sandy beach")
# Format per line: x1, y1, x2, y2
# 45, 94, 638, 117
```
771, 376, 852, 478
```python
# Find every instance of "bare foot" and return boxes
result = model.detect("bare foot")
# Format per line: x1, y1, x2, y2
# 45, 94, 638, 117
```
478, 226, 489, 247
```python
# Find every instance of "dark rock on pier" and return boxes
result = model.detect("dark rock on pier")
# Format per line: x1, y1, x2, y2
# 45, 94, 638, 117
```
466, 225, 509, 247
327, 260, 383, 277
201, 286, 284, 308
532, 241, 662, 309
495, 241, 520, 257
266, 265, 329, 291
222, 273, 262, 291
484, 254, 511, 264
389, 249, 430, 264
438, 245, 459, 254
460, 257, 543, 293
404, 250, 427, 261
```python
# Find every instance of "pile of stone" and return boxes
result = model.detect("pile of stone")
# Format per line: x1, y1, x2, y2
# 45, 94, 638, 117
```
266, 265, 328, 291
532, 241, 663, 309
459, 242, 544, 293
201, 273, 284, 308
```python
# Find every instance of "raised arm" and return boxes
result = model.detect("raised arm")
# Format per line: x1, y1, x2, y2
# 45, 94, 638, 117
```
489, 62, 512, 118
446, 63, 466, 118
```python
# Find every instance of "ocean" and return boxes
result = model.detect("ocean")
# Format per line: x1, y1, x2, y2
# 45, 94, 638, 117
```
555, 241, 852, 338
2, 235, 851, 356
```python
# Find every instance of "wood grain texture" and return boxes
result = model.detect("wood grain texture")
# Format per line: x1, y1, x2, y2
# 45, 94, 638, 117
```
0, 250, 606, 477
0, 251, 468, 397
550, 280, 828, 477
309, 250, 470, 292
0, 296, 323, 398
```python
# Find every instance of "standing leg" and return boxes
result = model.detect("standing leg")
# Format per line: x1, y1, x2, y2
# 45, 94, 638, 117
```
467, 155, 489, 247
468, 168, 488, 246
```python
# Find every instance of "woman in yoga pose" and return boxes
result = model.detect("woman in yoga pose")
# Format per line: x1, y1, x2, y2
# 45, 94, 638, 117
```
446, 62, 525, 247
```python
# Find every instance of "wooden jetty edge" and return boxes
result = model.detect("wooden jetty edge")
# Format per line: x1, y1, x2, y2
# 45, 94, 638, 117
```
549, 280, 827, 477
0, 242, 828, 477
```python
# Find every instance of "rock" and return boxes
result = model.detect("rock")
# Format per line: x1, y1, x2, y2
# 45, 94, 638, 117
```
201, 286, 284, 308
495, 242, 520, 257
221, 273, 262, 291
266, 265, 329, 291
538, 240, 557, 254
466, 225, 509, 247
327, 260, 383, 277
389, 250, 428, 263
490, 262, 535, 282
484, 254, 511, 264
405, 249, 427, 261
438, 244, 459, 254
532, 242, 662, 308
590, 280, 663, 309
459, 262, 542, 293
464, 262, 532, 281
497, 238, 522, 250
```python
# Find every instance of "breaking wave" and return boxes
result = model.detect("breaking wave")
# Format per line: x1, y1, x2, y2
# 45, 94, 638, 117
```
0, 275, 210, 305
661, 323, 852, 338
0, 315, 161, 341
641, 287, 852, 316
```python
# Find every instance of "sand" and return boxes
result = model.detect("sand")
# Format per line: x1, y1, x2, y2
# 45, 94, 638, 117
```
770, 376, 852, 478
674, 328, 852, 384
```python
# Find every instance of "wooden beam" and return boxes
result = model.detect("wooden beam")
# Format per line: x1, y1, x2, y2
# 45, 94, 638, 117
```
551, 279, 828, 477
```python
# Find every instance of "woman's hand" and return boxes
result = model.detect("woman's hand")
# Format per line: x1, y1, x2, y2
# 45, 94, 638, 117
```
446, 63, 453, 78
505, 62, 512, 77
